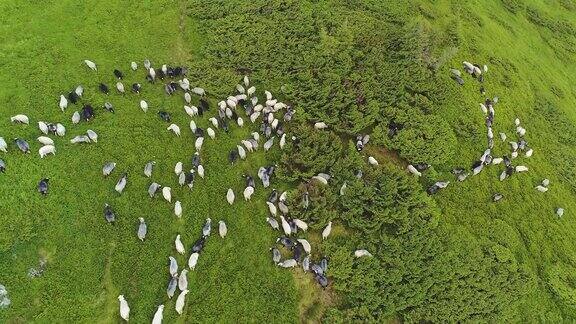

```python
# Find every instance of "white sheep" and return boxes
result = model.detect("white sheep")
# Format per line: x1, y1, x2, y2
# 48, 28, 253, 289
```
11, 114, 29, 124
39, 145, 56, 158
322, 221, 332, 240
118, 295, 130, 321
84, 60, 97, 71
167, 124, 181, 136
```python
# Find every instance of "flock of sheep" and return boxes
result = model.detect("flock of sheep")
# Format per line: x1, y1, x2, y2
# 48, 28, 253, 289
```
9, 57, 555, 321
441, 61, 560, 214
0, 59, 375, 321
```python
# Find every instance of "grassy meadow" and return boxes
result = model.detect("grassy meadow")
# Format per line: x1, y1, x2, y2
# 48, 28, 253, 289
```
1, 0, 576, 322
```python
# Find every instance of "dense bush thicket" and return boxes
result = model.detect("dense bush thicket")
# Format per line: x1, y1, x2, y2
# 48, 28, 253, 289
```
188, 0, 456, 165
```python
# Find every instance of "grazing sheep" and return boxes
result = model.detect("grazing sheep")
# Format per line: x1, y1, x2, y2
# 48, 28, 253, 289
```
270, 247, 281, 263
266, 217, 279, 230
71, 111, 80, 124
178, 172, 186, 186
87, 130, 98, 143
167, 276, 178, 299
115, 173, 127, 194
38, 136, 54, 146
242, 140, 253, 152
38, 178, 49, 195
149, 68, 156, 81
104, 204, 116, 223
525, 148, 533, 157
219, 220, 228, 238
535, 185, 548, 193
264, 137, 275, 151
163, 187, 172, 202
15, 138, 30, 153
354, 249, 373, 258
56, 123, 66, 136
38, 121, 48, 134
510, 142, 519, 151
515, 166, 529, 173
188, 252, 199, 270
207, 127, 215, 139
192, 87, 205, 96
113, 69, 124, 79
178, 270, 188, 291
236, 145, 246, 160
68, 91, 79, 104
39, 145, 56, 158
175, 290, 189, 314
144, 161, 155, 178
140, 100, 148, 112
0, 138, 7, 152
297, 239, 311, 254
152, 305, 164, 324
84, 60, 97, 71
340, 182, 347, 196
492, 193, 504, 202
278, 133, 287, 149
70, 135, 90, 144
312, 175, 328, 185
169, 257, 178, 276
407, 165, 422, 177
116, 82, 125, 93
197, 165, 205, 178
167, 124, 181, 136
183, 105, 196, 117
59, 95, 68, 112
189, 120, 197, 133
117, 295, 129, 321
175, 201, 182, 218
137, 218, 147, 241
435, 181, 450, 189
368, 156, 379, 166
243, 186, 254, 201
11, 114, 29, 124
314, 122, 328, 130
267, 201, 278, 217
278, 259, 297, 268
280, 216, 291, 236
203, 218, 212, 237
175, 235, 185, 254
556, 208, 564, 217
294, 219, 308, 231
322, 222, 332, 240
278, 200, 288, 215
542, 179, 550, 187
226, 188, 235, 205
174, 162, 183, 176
102, 162, 116, 177
517, 126, 526, 137
195, 137, 204, 151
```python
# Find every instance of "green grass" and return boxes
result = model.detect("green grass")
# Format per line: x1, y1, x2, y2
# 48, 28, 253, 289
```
2, 0, 576, 322
0, 1, 297, 322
